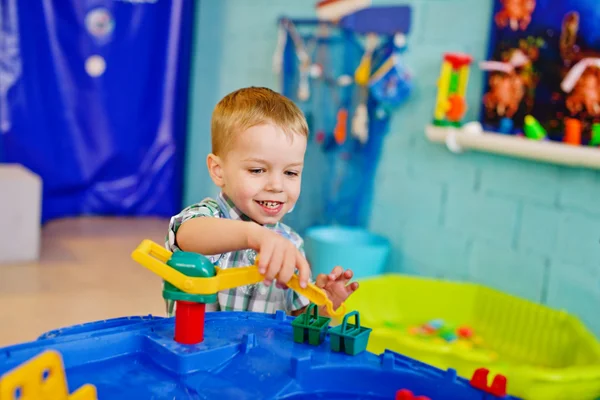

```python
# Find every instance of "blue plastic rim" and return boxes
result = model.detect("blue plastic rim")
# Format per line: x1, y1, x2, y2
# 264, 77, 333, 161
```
304, 225, 390, 280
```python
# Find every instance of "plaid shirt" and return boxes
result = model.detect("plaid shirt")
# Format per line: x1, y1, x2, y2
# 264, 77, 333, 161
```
165, 192, 310, 316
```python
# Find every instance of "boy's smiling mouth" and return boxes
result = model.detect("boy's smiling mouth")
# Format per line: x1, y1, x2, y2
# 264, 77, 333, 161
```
255, 200, 284, 215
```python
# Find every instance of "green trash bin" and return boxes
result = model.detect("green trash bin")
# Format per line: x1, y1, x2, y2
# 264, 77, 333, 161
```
291, 304, 331, 346
329, 311, 372, 355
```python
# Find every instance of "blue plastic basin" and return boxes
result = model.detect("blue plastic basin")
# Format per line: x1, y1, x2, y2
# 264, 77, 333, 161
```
304, 226, 390, 280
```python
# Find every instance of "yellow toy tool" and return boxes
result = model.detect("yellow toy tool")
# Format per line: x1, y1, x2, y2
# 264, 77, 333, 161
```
131, 239, 347, 318
0, 350, 96, 400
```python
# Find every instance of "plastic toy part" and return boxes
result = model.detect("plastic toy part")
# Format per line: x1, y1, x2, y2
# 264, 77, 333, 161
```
591, 123, 600, 146
315, 0, 371, 22
291, 304, 331, 345
470, 368, 507, 398
164, 251, 217, 303
499, 117, 514, 134
174, 301, 206, 345
131, 239, 347, 318
0, 350, 97, 400
396, 389, 431, 400
564, 118, 581, 145
0, 313, 518, 399
329, 311, 372, 355
523, 115, 546, 140
433, 52, 472, 127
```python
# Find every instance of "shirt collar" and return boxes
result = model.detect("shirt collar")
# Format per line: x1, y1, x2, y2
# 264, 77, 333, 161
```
217, 191, 278, 229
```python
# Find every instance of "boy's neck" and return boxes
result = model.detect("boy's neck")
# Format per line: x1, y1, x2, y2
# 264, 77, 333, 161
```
218, 191, 279, 228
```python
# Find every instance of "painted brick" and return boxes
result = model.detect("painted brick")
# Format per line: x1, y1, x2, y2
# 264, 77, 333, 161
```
408, 140, 478, 191
385, 220, 472, 279
469, 241, 548, 303
417, 0, 493, 46
479, 156, 561, 205
370, 174, 443, 230
556, 211, 600, 267
516, 203, 561, 255
557, 168, 600, 217
546, 262, 600, 338
444, 189, 518, 244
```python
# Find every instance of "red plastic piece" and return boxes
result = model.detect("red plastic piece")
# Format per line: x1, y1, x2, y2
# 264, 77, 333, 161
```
457, 326, 473, 338
174, 301, 206, 345
395, 389, 431, 400
470, 368, 507, 397
443, 52, 473, 69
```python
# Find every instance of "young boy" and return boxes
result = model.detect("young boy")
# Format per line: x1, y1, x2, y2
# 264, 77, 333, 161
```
165, 87, 358, 317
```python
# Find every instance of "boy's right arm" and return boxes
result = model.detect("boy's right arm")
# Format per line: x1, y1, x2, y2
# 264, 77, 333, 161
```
175, 217, 310, 288
175, 217, 256, 256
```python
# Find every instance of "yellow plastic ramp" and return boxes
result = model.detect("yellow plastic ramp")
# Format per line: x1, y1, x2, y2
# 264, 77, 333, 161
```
0, 350, 97, 400
131, 239, 346, 317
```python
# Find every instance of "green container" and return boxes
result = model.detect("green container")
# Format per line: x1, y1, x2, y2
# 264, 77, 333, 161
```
329, 311, 372, 355
343, 274, 600, 400
163, 251, 217, 303
291, 304, 331, 345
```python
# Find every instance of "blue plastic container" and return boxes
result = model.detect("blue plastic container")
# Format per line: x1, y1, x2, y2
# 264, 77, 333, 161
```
0, 312, 520, 399
304, 226, 390, 280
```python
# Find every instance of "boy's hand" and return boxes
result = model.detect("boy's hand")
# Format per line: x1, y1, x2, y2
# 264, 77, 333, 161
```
315, 266, 359, 311
246, 223, 310, 289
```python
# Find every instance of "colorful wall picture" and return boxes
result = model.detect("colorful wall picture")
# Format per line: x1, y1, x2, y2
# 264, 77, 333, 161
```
481, 0, 600, 146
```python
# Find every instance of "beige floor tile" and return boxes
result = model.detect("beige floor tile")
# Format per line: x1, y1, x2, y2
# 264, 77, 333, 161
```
0, 217, 169, 347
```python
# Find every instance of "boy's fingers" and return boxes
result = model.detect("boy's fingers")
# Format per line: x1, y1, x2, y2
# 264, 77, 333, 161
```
315, 273, 328, 288
343, 269, 353, 279
296, 251, 310, 288
329, 266, 343, 280
258, 241, 274, 274
278, 248, 295, 285
347, 282, 359, 293
266, 246, 283, 281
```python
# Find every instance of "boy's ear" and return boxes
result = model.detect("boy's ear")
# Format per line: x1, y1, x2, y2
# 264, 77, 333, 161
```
207, 153, 225, 187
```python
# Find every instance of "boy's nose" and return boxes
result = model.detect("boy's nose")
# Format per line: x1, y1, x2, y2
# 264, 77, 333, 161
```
266, 174, 284, 192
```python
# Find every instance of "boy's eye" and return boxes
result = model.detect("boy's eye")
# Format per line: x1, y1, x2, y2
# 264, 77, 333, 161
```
285, 171, 299, 177
249, 168, 264, 174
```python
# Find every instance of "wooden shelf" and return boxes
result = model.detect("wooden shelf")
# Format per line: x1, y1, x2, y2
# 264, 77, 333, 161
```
425, 124, 600, 170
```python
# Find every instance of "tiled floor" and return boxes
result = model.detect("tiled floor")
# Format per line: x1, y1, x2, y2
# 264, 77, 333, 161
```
0, 217, 169, 347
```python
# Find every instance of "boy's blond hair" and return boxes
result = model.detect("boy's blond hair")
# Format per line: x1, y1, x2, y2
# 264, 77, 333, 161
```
211, 87, 309, 156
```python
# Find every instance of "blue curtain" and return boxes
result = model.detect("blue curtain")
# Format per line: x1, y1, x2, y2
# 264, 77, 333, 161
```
0, 0, 195, 222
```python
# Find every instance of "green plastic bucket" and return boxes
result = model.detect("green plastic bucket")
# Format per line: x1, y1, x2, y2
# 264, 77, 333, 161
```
304, 226, 390, 280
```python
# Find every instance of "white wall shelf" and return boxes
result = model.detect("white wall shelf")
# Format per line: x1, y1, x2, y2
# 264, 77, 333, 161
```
425, 124, 600, 170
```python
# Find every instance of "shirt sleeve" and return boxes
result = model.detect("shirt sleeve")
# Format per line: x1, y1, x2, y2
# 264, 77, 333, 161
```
165, 198, 223, 264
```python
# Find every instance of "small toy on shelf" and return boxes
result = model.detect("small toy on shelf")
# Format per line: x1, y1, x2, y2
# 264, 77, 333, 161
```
291, 303, 332, 345
329, 310, 372, 355
590, 123, 600, 146
523, 115, 547, 140
433, 52, 473, 127
563, 117, 582, 145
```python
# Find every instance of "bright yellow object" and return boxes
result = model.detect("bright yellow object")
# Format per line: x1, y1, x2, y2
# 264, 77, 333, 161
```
434, 60, 452, 120
344, 274, 600, 400
131, 239, 346, 318
457, 64, 470, 97
0, 350, 97, 400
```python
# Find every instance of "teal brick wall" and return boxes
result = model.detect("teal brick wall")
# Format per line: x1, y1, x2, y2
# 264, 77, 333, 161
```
185, 0, 600, 337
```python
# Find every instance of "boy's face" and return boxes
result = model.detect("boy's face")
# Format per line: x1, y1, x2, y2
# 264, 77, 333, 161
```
208, 123, 307, 225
